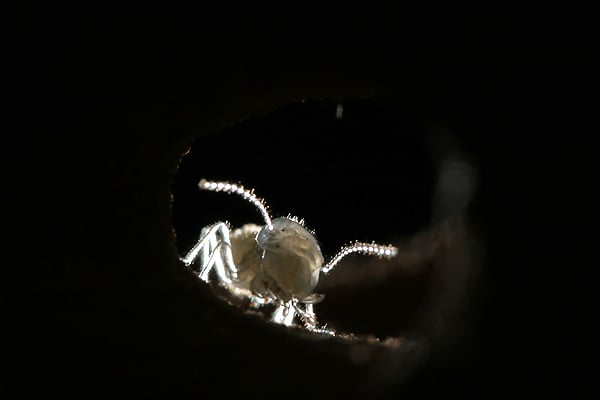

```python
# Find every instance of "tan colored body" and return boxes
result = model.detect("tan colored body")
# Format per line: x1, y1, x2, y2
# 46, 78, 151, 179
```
229, 218, 324, 302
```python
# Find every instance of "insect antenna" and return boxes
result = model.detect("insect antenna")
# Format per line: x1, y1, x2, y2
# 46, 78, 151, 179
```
322, 241, 398, 274
199, 179, 273, 230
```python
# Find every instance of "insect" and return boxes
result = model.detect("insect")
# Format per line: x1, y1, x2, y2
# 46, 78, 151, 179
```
181, 179, 398, 335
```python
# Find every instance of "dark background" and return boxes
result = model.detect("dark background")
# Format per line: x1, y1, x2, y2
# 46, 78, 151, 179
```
6, 11, 594, 398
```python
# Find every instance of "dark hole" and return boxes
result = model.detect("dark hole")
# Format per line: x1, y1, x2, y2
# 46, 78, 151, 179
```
172, 97, 437, 339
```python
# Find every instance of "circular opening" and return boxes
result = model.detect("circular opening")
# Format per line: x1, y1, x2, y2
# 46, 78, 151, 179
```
172, 97, 479, 346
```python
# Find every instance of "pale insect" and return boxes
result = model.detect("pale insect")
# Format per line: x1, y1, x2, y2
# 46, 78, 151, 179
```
181, 179, 398, 334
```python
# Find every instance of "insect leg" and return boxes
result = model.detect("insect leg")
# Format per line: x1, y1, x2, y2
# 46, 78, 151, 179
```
271, 301, 296, 327
214, 223, 239, 281
282, 301, 296, 326
181, 224, 220, 267
293, 302, 317, 330
303, 303, 317, 329
291, 302, 335, 335
199, 227, 211, 280
271, 303, 286, 325
182, 222, 238, 284
248, 295, 272, 309
201, 229, 228, 283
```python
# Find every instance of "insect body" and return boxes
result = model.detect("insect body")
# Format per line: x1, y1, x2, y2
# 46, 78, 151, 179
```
181, 179, 398, 334
256, 217, 323, 301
